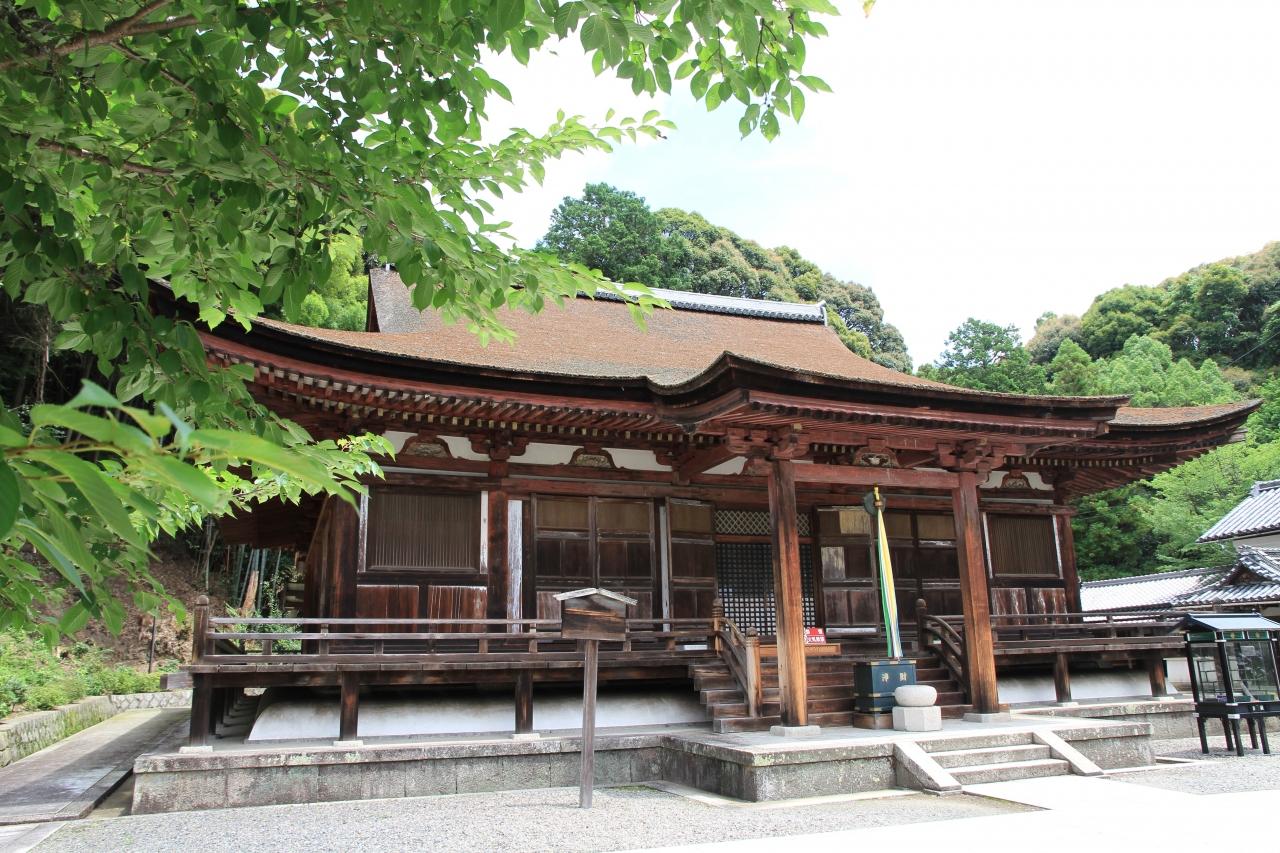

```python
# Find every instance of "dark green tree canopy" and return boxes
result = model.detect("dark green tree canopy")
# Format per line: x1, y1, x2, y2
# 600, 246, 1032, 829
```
537, 184, 912, 370
536, 184, 666, 287
918, 318, 1046, 394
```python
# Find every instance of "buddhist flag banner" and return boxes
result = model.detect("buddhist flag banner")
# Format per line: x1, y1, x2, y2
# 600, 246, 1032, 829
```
873, 487, 904, 659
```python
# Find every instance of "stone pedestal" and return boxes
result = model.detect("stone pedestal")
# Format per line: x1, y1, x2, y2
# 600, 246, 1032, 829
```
768, 725, 821, 738
892, 705, 942, 732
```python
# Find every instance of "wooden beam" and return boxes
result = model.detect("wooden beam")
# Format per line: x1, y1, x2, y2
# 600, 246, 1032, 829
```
952, 471, 999, 714
791, 465, 959, 490
674, 444, 738, 482
767, 459, 809, 727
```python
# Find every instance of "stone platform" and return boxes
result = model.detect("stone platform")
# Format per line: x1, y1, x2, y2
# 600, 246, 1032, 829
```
131, 713, 1157, 813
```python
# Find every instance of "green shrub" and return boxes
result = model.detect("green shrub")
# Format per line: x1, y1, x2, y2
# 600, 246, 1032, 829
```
0, 631, 166, 719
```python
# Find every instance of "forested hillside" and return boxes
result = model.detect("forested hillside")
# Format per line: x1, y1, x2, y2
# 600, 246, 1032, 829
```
922, 242, 1280, 579
537, 184, 913, 372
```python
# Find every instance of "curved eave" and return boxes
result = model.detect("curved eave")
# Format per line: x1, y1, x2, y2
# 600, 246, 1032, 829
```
202, 314, 1135, 431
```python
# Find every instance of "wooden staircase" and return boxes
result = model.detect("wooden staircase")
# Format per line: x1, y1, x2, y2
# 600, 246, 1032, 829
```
690, 649, 969, 733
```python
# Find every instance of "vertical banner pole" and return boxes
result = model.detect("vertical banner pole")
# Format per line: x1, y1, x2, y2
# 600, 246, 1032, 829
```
580, 638, 599, 808
873, 487, 903, 659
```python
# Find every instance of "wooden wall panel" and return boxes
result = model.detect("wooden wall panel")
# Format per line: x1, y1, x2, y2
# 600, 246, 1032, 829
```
355, 584, 420, 631
991, 587, 1028, 624
425, 584, 488, 632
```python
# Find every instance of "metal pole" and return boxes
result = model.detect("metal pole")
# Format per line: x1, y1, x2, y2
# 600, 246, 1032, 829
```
579, 638, 599, 808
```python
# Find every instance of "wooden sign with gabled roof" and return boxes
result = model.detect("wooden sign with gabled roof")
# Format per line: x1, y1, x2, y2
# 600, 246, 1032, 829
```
171, 270, 1261, 747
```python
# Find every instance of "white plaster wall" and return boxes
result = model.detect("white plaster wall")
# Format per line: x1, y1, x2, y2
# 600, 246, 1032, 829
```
704, 457, 746, 476
248, 687, 707, 742
998, 670, 1180, 705
981, 470, 1054, 491
604, 448, 672, 472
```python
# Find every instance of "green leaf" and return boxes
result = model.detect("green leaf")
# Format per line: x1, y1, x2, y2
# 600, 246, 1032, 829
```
26, 450, 144, 547
265, 93, 300, 115
489, 0, 526, 34
580, 15, 606, 51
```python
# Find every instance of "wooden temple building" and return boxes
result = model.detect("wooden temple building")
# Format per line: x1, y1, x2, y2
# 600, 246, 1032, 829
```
188, 271, 1258, 742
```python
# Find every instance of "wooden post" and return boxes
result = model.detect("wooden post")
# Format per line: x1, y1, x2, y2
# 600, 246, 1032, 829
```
188, 595, 211, 746
580, 639, 599, 808
1053, 653, 1073, 703
711, 598, 724, 655
515, 671, 534, 734
189, 674, 212, 746
767, 459, 809, 727
952, 471, 999, 714
339, 671, 360, 742
1055, 511, 1082, 614
915, 598, 929, 654
1146, 653, 1168, 698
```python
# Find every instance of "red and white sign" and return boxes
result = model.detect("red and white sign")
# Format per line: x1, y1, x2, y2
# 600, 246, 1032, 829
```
804, 627, 827, 646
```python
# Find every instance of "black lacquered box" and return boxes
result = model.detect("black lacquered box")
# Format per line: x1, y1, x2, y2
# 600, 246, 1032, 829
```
853, 659, 916, 714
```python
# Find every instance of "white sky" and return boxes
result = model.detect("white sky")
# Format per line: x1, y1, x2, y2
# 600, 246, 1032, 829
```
484, 0, 1280, 365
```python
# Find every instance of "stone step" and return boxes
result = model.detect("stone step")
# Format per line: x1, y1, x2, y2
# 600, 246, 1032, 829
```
950, 758, 1070, 786
920, 731, 1036, 753
929, 743, 1053, 769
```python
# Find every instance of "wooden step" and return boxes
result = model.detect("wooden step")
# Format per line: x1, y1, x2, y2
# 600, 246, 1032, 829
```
707, 697, 855, 719
929, 744, 1052, 769
950, 758, 1070, 785
711, 710, 856, 734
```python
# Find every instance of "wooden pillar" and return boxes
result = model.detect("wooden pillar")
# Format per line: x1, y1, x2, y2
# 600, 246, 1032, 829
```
328, 497, 361, 618
189, 674, 212, 746
188, 595, 211, 746
515, 671, 534, 734
1146, 653, 1168, 698
1055, 511, 1082, 614
952, 471, 999, 714
767, 459, 808, 727
487, 490, 509, 621
1053, 653, 1073, 703
339, 671, 360, 741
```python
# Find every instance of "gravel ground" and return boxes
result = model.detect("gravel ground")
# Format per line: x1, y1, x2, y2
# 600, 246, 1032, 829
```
37, 785, 1028, 853
1114, 736, 1280, 795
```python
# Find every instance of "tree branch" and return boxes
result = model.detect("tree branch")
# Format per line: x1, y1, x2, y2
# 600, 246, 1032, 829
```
0, 1, 198, 71
37, 140, 173, 177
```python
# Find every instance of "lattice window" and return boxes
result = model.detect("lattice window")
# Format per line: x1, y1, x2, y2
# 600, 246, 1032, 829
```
714, 542, 816, 635
713, 509, 811, 537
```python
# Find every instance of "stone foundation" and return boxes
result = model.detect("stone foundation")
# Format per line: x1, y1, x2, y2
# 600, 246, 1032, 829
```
132, 718, 1157, 813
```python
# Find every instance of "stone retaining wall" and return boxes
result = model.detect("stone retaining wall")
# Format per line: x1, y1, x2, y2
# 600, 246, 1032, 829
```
110, 690, 192, 712
0, 696, 115, 768
0, 691, 192, 768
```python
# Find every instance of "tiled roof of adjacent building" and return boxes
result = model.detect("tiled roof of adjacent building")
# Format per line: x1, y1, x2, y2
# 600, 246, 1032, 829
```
1198, 480, 1280, 543
1082, 547, 1280, 612
1080, 566, 1228, 612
